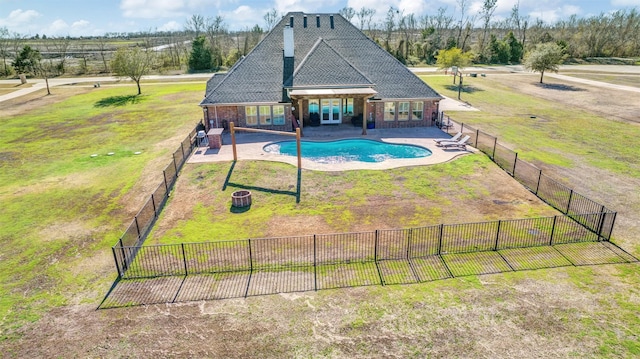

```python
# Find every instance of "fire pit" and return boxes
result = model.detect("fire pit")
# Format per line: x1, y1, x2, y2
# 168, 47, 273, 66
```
231, 190, 252, 208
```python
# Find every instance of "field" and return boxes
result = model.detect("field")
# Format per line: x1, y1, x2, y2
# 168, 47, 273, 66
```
1, 68, 639, 358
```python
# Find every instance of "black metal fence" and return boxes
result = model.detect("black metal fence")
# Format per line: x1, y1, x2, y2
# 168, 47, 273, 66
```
112, 212, 618, 280
437, 114, 616, 238
108, 117, 623, 300
115, 122, 202, 268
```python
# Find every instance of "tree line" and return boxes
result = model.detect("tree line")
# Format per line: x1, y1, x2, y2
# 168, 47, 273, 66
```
1, 3, 638, 89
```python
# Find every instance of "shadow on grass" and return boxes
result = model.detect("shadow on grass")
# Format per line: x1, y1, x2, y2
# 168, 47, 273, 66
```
94, 94, 146, 107
222, 161, 301, 203
536, 83, 585, 92
444, 85, 484, 94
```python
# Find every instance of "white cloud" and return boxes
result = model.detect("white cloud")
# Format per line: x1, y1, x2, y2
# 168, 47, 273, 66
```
529, 4, 582, 23
274, 0, 342, 14
158, 20, 182, 31
120, 0, 187, 18
0, 9, 42, 27
72, 20, 91, 29
221, 5, 270, 30
611, 0, 640, 6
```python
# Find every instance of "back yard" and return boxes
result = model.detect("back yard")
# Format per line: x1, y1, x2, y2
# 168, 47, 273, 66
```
1, 68, 639, 358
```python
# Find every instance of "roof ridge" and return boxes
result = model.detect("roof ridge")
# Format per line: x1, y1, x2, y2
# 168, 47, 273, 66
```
287, 37, 373, 87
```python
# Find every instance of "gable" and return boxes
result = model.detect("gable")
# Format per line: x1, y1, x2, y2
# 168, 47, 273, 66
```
289, 38, 373, 88
201, 12, 442, 106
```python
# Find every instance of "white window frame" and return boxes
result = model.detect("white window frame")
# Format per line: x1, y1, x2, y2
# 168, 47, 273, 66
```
412, 102, 423, 120
398, 102, 409, 121
245, 106, 258, 126
273, 105, 285, 125
384, 102, 395, 121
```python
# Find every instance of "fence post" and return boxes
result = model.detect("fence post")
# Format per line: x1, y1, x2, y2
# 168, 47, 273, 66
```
460, 123, 464, 134
407, 229, 412, 259
180, 141, 186, 161
566, 190, 574, 214
475, 129, 479, 148
535, 170, 542, 195
134, 216, 141, 239
173, 156, 179, 178
163, 170, 170, 194
112, 246, 122, 279
492, 137, 497, 160
512, 153, 518, 177
549, 216, 558, 245
374, 230, 379, 262
248, 238, 253, 272
494, 220, 502, 251
596, 205, 606, 241
151, 194, 157, 218
313, 234, 317, 291
438, 224, 444, 255
119, 238, 128, 271
181, 243, 188, 275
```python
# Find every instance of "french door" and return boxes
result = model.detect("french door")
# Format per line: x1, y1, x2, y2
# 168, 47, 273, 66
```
320, 99, 342, 124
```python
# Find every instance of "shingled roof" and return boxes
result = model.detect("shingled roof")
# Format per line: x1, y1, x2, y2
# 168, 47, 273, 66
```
201, 12, 442, 105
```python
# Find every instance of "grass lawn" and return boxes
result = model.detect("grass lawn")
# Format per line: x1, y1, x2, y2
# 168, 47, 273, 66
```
1, 71, 639, 358
0, 82, 204, 338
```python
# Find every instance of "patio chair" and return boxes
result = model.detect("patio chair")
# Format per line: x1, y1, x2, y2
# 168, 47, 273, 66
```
437, 135, 470, 150
433, 132, 462, 144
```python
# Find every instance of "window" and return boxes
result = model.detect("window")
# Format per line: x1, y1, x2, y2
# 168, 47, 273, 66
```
384, 102, 395, 121
273, 105, 285, 125
245, 106, 257, 126
309, 99, 319, 115
259, 105, 271, 125
412, 102, 423, 120
343, 98, 354, 115
398, 102, 409, 121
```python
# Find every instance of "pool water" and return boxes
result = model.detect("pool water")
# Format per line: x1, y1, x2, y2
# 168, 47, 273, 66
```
263, 138, 432, 163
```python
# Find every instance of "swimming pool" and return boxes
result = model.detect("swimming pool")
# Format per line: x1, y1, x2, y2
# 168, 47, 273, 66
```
263, 138, 432, 163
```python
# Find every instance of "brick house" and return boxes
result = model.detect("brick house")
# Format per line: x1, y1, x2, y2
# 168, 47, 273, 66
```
200, 12, 443, 133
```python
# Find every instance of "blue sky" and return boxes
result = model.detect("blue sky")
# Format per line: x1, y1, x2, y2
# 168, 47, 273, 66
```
1, 0, 639, 37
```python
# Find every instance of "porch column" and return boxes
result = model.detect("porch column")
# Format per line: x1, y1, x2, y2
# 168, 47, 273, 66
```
297, 98, 304, 136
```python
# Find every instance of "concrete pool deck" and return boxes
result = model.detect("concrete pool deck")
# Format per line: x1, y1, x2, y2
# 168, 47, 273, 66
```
187, 126, 473, 171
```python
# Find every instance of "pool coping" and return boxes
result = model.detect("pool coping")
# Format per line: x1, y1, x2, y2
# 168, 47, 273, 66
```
187, 126, 473, 171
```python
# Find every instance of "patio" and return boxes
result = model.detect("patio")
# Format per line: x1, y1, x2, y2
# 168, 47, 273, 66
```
188, 126, 471, 171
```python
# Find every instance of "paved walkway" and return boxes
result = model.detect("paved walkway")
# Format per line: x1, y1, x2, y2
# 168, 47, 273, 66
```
0, 73, 215, 103
188, 126, 471, 171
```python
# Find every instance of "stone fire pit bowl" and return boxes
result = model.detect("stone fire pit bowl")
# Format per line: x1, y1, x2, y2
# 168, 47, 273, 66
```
231, 190, 252, 208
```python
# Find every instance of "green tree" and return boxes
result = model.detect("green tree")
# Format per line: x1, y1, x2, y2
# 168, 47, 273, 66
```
436, 47, 473, 83
12, 45, 54, 94
188, 35, 212, 71
523, 42, 566, 83
111, 46, 154, 95
505, 31, 523, 62
12, 45, 41, 75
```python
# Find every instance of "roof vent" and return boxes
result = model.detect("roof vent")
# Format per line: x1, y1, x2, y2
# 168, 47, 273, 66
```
330, 15, 334, 29
316, 15, 320, 28
289, 16, 294, 27
303, 15, 307, 28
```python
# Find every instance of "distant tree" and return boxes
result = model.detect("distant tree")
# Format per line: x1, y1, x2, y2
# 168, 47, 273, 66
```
436, 47, 473, 83
185, 14, 206, 37
339, 7, 356, 23
505, 31, 523, 62
12, 45, 40, 75
264, 8, 279, 32
188, 35, 212, 71
523, 42, 566, 83
0, 27, 11, 75
356, 7, 376, 32
12, 45, 54, 94
96, 36, 110, 73
489, 34, 510, 64
111, 46, 154, 95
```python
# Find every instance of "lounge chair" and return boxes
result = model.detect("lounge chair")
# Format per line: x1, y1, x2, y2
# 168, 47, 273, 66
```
433, 132, 462, 144
437, 135, 470, 150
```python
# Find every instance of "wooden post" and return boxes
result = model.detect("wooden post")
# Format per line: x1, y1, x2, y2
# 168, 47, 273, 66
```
297, 99, 304, 136
230, 121, 237, 161
362, 99, 367, 136
296, 127, 301, 170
